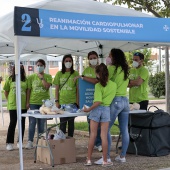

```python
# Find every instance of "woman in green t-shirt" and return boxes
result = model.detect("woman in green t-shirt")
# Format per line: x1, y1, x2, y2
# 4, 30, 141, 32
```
83, 63, 116, 167
74, 51, 99, 84
53, 54, 79, 137
25, 59, 52, 149
107, 48, 130, 163
4, 62, 27, 151
74, 51, 102, 152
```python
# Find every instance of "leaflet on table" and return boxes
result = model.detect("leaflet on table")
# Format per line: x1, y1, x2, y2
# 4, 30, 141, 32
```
27, 110, 41, 114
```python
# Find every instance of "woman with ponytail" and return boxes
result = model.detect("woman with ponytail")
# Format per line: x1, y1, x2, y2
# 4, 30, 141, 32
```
96, 48, 130, 164
83, 63, 117, 167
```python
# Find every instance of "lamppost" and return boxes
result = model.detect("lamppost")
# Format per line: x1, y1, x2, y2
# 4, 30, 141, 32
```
158, 46, 164, 72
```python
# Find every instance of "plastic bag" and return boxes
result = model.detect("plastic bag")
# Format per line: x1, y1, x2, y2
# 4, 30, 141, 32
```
53, 126, 66, 140
61, 103, 78, 113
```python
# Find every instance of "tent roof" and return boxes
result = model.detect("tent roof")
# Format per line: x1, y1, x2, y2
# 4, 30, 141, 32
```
0, 54, 63, 62
0, 0, 164, 57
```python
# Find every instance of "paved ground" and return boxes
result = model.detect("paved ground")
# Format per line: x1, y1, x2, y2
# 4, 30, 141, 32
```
0, 100, 170, 170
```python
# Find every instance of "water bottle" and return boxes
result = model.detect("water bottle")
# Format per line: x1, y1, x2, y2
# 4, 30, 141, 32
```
65, 104, 73, 112
65, 104, 78, 113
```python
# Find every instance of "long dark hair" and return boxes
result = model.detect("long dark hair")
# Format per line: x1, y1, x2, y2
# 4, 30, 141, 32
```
95, 63, 108, 87
10, 64, 26, 82
110, 48, 129, 80
61, 54, 74, 74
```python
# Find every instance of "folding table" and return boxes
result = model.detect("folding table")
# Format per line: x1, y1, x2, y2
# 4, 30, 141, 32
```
22, 111, 87, 167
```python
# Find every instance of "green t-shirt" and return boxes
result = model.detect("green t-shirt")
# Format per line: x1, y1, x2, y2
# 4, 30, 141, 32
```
53, 71, 79, 104
94, 80, 117, 106
3, 77, 28, 110
82, 66, 96, 78
27, 73, 52, 105
108, 65, 129, 96
129, 66, 149, 103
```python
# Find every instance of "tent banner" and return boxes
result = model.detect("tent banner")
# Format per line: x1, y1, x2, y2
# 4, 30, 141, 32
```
78, 79, 94, 109
14, 6, 170, 42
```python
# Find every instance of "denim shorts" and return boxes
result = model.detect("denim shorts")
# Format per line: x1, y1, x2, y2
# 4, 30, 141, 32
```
88, 106, 110, 123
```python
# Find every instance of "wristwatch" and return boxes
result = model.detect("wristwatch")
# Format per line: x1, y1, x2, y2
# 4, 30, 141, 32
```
55, 99, 59, 103
40, 78, 44, 80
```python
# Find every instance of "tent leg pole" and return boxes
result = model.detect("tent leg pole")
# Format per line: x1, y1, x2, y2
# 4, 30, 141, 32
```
165, 46, 170, 113
15, 36, 24, 170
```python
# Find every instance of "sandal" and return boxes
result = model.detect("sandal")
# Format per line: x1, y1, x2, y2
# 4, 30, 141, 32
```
102, 161, 113, 167
84, 160, 92, 166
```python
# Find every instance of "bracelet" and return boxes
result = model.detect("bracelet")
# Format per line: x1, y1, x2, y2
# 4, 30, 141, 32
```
55, 99, 59, 103
40, 78, 44, 80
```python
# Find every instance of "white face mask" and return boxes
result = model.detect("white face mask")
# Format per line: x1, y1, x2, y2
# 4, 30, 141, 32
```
89, 59, 98, 66
65, 62, 72, 69
132, 61, 139, 68
36, 66, 44, 73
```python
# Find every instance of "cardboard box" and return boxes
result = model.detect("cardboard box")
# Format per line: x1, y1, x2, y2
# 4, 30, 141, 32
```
37, 137, 76, 165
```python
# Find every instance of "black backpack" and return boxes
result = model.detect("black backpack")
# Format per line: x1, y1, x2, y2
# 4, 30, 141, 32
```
127, 106, 170, 156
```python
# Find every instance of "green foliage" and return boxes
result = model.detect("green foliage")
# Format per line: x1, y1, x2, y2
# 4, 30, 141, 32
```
148, 72, 165, 98
110, 0, 170, 17
74, 121, 120, 135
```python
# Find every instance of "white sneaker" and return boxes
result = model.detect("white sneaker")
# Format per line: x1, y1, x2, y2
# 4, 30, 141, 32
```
17, 142, 24, 149
115, 155, 126, 163
94, 157, 112, 165
97, 145, 102, 152
94, 145, 102, 152
25, 141, 33, 149
6, 143, 14, 151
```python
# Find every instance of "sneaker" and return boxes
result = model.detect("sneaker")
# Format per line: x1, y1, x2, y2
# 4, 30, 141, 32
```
17, 142, 24, 149
25, 141, 33, 149
94, 157, 112, 165
115, 155, 126, 163
94, 145, 102, 152
6, 143, 14, 151
84, 160, 92, 166
102, 161, 113, 167
97, 145, 102, 152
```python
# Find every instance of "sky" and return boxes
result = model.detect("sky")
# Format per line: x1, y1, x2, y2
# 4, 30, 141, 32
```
0, 0, 151, 18
97, 0, 152, 15
0, 0, 43, 17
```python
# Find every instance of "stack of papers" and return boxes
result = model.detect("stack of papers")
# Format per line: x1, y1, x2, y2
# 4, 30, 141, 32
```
27, 110, 41, 114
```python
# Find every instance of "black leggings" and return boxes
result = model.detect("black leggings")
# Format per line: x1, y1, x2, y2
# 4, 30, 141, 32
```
138, 100, 149, 110
60, 117, 75, 137
6, 109, 27, 144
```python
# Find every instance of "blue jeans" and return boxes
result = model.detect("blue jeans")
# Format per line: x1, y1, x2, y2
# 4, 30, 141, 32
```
28, 104, 45, 142
108, 96, 130, 157
89, 106, 110, 147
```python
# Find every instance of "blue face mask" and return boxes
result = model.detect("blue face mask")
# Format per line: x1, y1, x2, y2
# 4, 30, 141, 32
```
36, 66, 44, 73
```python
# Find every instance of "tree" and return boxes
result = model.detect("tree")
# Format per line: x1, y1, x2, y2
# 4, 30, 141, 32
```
104, 0, 170, 18
148, 72, 165, 98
